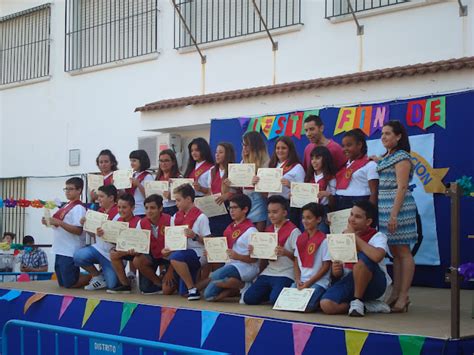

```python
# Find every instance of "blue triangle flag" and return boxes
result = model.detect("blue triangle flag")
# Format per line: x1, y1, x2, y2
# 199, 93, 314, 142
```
0, 289, 22, 302
201, 310, 220, 346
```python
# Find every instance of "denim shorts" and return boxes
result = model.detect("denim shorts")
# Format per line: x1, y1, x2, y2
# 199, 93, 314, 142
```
55, 254, 79, 288
246, 191, 267, 223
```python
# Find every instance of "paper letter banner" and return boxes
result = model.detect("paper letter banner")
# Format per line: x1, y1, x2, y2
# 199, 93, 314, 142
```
59, 295, 74, 319
246, 117, 262, 133
261, 116, 276, 139
370, 105, 390, 135
82, 299, 100, 327
23, 293, 46, 313
0, 289, 21, 302
245, 317, 264, 354
399, 335, 426, 355
410, 151, 448, 193
345, 329, 369, 355
159, 307, 177, 340
238, 117, 251, 131
120, 303, 138, 333
424, 97, 446, 129
201, 310, 220, 346
292, 323, 314, 355
334, 107, 356, 135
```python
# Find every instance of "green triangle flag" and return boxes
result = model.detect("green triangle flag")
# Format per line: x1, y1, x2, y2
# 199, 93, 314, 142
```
120, 303, 138, 333
399, 335, 426, 355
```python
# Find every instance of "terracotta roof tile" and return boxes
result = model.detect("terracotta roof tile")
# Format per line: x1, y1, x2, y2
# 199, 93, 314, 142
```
135, 57, 474, 112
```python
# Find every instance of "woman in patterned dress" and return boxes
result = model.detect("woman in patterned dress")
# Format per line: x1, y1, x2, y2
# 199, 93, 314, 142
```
377, 121, 417, 313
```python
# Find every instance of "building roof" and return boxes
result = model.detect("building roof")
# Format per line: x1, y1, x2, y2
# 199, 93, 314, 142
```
135, 56, 474, 112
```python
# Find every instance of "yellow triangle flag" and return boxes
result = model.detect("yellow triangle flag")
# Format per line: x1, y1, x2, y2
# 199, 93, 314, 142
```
245, 317, 264, 354
345, 329, 369, 355
23, 293, 46, 314
82, 299, 100, 327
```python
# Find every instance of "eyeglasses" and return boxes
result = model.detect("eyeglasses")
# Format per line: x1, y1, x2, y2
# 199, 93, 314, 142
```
63, 187, 77, 192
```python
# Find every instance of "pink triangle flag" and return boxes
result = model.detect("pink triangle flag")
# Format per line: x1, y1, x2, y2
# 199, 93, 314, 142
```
293, 323, 314, 355
59, 295, 74, 320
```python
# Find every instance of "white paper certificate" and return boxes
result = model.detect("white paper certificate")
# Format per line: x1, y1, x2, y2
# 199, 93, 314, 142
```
116, 228, 151, 254
255, 168, 283, 193
195, 194, 228, 218
164, 226, 188, 251
273, 287, 315, 312
290, 182, 319, 208
83, 210, 109, 234
249, 232, 278, 260
228, 163, 255, 187
44, 208, 51, 228
101, 221, 129, 243
113, 170, 133, 189
144, 181, 169, 198
327, 233, 358, 263
327, 208, 352, 234
170, 178, 194, 200
87, 174, 104, 192
204, 237, 229, 263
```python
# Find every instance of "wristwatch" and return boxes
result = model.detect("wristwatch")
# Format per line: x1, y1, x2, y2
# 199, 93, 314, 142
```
192, 234, 199, 241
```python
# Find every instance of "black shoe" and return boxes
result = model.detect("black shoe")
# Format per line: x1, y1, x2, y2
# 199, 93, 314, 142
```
106, 284, 132, 294
141, 285, 162, 295
187, 288, 200, 301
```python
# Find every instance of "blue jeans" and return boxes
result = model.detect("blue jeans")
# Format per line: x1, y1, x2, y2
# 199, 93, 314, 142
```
243, 275, 293, 305
204, 264, 241, 301
73, 246, 119, 289
321, 252, 387, 304
291, 282, 326, 312
246, 191, 267, 223
55, 255, 79, 288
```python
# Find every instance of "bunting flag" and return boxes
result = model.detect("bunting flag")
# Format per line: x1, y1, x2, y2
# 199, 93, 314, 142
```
399, 335, 426, 355
82, 299, 100, 327
23, 293, 46, 313
292, 323, 314, 355
120, 303, 138, 333
159, 307, 177, 340
0, 289, 22, 302
201, 310, 220, 346
17, 273, 31, 282
345, 329, 369, 355
59, 295, 74, 320
245, 317, 264, 354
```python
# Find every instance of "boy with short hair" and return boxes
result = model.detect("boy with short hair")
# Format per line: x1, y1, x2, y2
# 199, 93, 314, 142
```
20, 235, 48, 272
320, 200, 391, 317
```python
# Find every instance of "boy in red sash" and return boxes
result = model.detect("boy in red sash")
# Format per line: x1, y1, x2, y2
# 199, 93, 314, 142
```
74, 185, 120, 291
107, 194, 142, 294
320, 201, 391, 317
244, 196, 301, 305
161, 184, 211, 301
292, 203, 331, 312
42, 177, 89, 288
203, 194, 258, 302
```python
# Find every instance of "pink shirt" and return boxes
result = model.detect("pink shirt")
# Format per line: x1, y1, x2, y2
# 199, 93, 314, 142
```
303, 140, 346, 171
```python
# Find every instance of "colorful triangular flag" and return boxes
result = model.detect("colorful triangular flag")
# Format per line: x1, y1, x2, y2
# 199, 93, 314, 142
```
120, 303, 138, 333
201, 310, 220, 346
0, 290, 22, 301
345, 329, 369, 355
399, 335, 426, 355
292, 323, 314, 355
82, 299, 100, 327
245, 317, 264, 354
23, 293, 46, 313
59, 295, 74, 320
159, 307, 177, 340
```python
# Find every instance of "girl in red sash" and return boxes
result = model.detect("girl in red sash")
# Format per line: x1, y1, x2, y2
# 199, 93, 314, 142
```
183, 138, 214, 197
293, 203, 331, 312
156, 149, 182, 216
267, 137, 305, 228
128, 150, 154, 217
335, 129, 379, 213
90, 149, 118, 203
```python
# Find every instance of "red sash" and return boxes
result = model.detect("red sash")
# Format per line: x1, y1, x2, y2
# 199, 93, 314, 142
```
310, 174, 330, 192
335, 156, 370, 190
224, 219, 255, 248
126, 171, 150, 195
52, 200, 83, 221
296, 230, 326, 268
139, 214, 171, 258
279, 161, 297, 175
210, 168, 223, 194
345, 228, 377, 270
174, 206, 202, 229
266, 220, 297, 247
118, 215, 141, 228
99, 204, 119, 220
103, 173, 113, 186
189, 162, 213, 181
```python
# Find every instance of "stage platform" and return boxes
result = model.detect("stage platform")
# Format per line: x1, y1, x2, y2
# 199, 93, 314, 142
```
1, 281, 473, 354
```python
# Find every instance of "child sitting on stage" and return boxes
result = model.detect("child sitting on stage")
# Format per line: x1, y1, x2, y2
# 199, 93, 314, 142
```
292, 203, 331, 312
320, 200, 391, 317
244, 195, 301, 305
203, 194, 258, 302
161, 184, 211, 301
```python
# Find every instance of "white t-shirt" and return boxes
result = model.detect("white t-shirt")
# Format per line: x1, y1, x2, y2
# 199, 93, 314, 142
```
228, 227, 259, 282
336, 160, 379, 196
91, 212, 120, 260
133, 172, 154, 216
52, 204, 87, 258
261, 226, 301, 280
269, 162, 305, 200
195, 161, 211, 197
294, 238, 331, 289
314, 173, 336, 206
171, 212, 211, 264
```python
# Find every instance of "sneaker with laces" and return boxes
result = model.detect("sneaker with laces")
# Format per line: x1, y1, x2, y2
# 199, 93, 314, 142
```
107, 284, 132, 294
84, 275, 107, 291
187, 288, 201, 301
140, 285, 162, 295
365, 300, 391, 314
348, 299, 365, 317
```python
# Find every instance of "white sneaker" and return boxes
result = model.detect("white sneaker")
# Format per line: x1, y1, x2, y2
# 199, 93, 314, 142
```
239, 282, 252, 305
365, 300, 391, 314
348, 299, 365, 317
84, 275, 107, 291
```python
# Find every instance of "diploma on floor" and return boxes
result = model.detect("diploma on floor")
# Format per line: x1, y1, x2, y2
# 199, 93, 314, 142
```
273, 287, 315, 312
